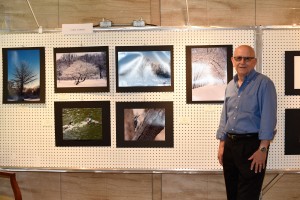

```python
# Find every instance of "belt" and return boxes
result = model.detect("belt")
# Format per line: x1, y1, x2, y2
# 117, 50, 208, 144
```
227, 133, 258, 140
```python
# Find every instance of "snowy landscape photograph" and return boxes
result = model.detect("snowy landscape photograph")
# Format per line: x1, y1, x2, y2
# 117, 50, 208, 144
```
54, 46, 109, 93
2, 47, 45, 104
62, 107, 103, 141
285, 51, 300, 95
55, 101, 111, 147
116, 45, 174, 92
186, 45, 233, 103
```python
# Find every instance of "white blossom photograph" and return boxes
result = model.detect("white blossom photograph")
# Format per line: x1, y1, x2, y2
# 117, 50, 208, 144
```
54, 46, 109, 93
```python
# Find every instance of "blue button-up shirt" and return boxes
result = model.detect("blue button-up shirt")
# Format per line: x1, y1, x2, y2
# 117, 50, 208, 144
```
216, 69, 277, 141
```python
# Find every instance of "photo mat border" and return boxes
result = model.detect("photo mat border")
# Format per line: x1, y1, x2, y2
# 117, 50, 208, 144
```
116, 101, 174, 148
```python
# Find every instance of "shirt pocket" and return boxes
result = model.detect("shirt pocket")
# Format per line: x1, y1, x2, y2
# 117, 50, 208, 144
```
239, 93, 258, 113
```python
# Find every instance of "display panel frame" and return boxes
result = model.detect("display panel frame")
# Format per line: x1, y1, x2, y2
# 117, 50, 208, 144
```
116, 101, 173, 148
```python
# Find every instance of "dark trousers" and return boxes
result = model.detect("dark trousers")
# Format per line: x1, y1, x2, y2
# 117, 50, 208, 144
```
223, 137, 267, 200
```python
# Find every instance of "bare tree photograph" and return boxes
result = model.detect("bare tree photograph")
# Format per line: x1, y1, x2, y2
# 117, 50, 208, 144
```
186, 45, 233, 103
2, 47, 45, 104
116, 102, 173, 148
54, 46, 109, 93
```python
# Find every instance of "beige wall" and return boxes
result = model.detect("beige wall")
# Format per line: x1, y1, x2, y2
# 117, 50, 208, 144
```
0, 172, 299, 200
1, 0, 300, 31
0, 1, 299, 199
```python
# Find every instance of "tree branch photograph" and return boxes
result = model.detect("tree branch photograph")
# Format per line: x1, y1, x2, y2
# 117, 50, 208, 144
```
54, 46, 109, 93
116, 101, 173, 148
186, 45, 233, 103
2, 47, 45, 104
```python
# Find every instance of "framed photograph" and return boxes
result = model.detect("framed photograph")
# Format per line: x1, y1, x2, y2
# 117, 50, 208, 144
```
186, 45, 233, 103
115, 45, 174, 92
285, 109, 300, 155
54, 46, 109, 93
2, 47, 45, 104
285, 51, 300, 95
55, 101, 111, 146
116, 101, 173, 148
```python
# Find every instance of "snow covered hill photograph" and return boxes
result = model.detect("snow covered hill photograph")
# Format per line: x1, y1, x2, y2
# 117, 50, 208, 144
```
116, 45, 174, 92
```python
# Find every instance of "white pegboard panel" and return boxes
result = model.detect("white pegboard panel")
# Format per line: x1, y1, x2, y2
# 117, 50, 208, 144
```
0, 29, 257, 170
262, 29, 300, 170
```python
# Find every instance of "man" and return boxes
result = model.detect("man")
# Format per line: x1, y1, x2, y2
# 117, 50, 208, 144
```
216, 45, 277, 200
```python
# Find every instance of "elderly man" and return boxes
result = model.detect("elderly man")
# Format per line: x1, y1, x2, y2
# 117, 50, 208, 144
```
216, 45, 277, 200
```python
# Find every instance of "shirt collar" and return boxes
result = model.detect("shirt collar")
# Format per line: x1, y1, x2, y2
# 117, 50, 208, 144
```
234, 69, 258, 83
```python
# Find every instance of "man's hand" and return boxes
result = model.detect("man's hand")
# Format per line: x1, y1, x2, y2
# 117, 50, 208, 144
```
248, 150, 267, 173
218, 141, 225, 166
248, 140, 270, 173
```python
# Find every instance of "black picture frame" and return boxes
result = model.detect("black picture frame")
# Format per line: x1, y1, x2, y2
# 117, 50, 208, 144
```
285, 51, 300, 95
55, 101, 111, 147
54, 46, 109, 93
115, 45, 174, 92
285, 109, 300, 155
2, 47, 45, 104
116, 101, 173, 148
186, 45, 233, 103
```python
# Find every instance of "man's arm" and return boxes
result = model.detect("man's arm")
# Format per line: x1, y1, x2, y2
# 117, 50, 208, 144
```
218, 140, 225, 166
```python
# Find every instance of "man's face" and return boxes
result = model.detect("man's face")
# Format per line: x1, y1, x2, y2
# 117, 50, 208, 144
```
231, 46, 257, 78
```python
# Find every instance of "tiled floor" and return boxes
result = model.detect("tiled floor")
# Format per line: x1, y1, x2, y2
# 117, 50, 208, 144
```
0, 171, 299, 200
